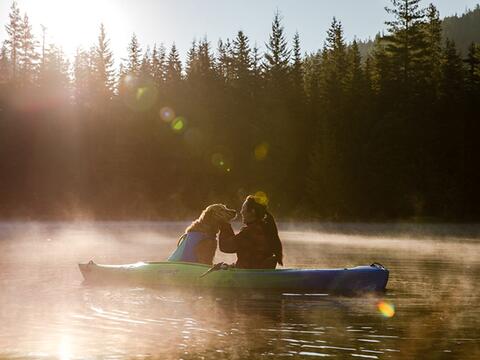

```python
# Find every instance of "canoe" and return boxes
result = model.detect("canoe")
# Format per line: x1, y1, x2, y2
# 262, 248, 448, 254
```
78, 261, 389, 293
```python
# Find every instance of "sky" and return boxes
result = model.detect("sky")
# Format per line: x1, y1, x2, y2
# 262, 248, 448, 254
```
0, 0, 478, 63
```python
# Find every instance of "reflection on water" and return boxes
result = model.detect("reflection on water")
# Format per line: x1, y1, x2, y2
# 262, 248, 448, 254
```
0, 222, 479, 359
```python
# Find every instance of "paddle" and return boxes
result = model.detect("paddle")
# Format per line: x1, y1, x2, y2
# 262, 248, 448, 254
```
199, 262, 230, 278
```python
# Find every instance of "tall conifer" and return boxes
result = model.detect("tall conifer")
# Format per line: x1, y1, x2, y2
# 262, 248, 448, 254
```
19, 13, 38, 86
384, 0, 426, 85
165, 43, 182, 84
93, 24, 115, 99
5, 1, 22, 81
264, 11, 290, 80
422, 3, 442, 97
291, 31, 303, 90
217, 39, 234, 83
151, 43, 166, 87
232, 31, 252, 83
126, 33, 142, 75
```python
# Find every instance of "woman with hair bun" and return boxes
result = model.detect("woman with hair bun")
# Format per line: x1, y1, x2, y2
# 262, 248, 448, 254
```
218, 195, 283, 269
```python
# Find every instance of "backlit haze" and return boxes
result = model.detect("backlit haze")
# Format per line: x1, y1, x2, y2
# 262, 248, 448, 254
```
1, 222, 479, 358
0, 0, 478, 62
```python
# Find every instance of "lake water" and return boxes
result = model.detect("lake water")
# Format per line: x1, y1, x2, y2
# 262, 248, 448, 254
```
0, 222, 479, 359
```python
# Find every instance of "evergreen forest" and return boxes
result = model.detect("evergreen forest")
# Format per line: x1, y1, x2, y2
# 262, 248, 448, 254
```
1, 0, 480, 221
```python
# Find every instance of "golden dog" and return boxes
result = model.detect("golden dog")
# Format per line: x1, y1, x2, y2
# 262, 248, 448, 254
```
184, 204, 237, 264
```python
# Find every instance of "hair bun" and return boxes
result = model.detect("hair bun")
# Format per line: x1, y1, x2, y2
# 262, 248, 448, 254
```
247, 195, 267, 208
245, 195, 267, 219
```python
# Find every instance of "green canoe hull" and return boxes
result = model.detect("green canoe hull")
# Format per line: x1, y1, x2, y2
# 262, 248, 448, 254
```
78, 261, 389, 293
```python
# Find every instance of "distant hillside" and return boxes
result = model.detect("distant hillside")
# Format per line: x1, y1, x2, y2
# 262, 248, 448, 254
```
357, 4, 480, 58
442, 4, 480, 54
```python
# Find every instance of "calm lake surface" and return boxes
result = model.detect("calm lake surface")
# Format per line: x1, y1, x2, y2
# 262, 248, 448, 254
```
0, 222, 479, 359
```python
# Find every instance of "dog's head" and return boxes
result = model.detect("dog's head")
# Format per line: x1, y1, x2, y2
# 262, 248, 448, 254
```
201, 204, 237, 225
186, 204, 237, 235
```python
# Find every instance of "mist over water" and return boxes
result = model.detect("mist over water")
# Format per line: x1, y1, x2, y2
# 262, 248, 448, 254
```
0, 222, 479, 359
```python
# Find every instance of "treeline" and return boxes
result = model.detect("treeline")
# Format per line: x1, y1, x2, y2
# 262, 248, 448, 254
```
358, 4, 480, 57
0, 0, 479, 220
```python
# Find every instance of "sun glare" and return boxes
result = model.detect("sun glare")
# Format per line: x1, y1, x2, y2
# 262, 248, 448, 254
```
58, 335, 72, 360
19, 0, 127, 57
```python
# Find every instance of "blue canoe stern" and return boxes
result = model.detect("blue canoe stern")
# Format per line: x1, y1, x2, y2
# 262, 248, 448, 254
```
298, 264, 389, 293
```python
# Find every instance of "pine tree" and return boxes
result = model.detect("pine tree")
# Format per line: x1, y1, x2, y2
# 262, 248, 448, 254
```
196, 38, 215, 80
251, 43, 262, 80
440, 39, 464, 101
40, 24, 46, 68
140, 46, 152, 79
421, 3, 442, 98
290, 31, 306, 116
232, 31, 252, 83
347, 40, 365, 97
151, 43, 166, 87
18, 13, 38, 86
307, 18, 350, 216
364, 54, 374, 93
436, 39, 466, 216
185, 40, 198, 80
165, 43, 182, 84
0, 43, 10, 84
321, 18, 348, 102
250, 43, 263, 99
465, 42, 480, 93
287, 31, 310, 210
372, 40, 395, 97
39, 44, 70, 91
260, 12, 298, 210
264, 11, 290, 81
126, 33, 142, 75
93, 24, 115, 99
291, 31, 303, 91
303, 52, 321, 105
74, 48, 94, 107
5, 1, 22, 82
384, 0, 426, 85
217, 38, 234, 83
117, 62, 127, 96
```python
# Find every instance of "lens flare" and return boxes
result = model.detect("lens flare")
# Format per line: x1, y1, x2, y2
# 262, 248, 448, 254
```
377, 301, 395, 318
254, 191, 268, 205
136, 87, 147, 100
171, 117, 186, 133
254, 142, 269, 161
123, 79, 158, 112
159, 106, 175, 122
211, 153, 224, 167
211, 153, 231, 173
123, 74, 135, 88
136, 85, 158, 110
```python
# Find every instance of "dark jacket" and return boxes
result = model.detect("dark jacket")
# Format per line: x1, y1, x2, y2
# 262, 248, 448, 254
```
218, 221, 282, 269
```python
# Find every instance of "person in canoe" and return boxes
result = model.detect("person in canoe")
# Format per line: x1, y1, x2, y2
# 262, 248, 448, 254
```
167, 204, 237, 265
218, 195, 283, 269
